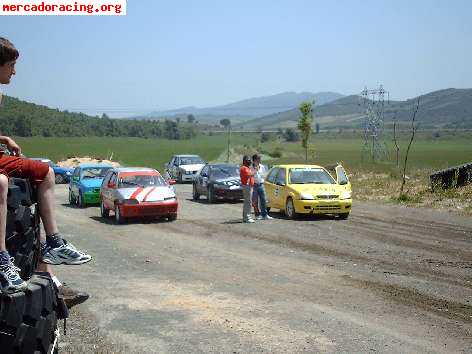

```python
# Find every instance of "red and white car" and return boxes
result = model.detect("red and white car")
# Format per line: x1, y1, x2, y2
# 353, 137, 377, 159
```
100, 167, 178, 223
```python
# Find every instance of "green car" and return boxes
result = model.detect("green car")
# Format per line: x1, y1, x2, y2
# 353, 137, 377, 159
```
69, 163, 113, 207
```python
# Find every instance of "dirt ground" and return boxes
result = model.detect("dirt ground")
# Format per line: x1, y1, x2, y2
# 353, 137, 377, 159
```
54, 184, 472, 353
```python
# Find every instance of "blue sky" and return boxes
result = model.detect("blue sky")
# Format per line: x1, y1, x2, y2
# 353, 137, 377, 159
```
2, 0, 471, 117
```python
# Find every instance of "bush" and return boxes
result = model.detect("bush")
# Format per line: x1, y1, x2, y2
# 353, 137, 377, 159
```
269, 147, 282, 158
284, 128, 300, 142
260, 132, 274, 143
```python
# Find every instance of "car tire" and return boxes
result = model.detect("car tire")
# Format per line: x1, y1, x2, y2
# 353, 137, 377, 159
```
54, 174, 64, 184
115, 205, 123, 224
0, 273, 60, 354
338, 213, 349, 220
7, 178, 41, 279
192, 184, 200, 200
100, 201, 109, 218
207, 185, 215, 204
178, 172, 183, 184
77, 192, 85, 208
285, 197, 298, 219
68, 189, 75, 206
167, 214, 177, 222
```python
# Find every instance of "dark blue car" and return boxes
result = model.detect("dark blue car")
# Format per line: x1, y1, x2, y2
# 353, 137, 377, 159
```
30, 158, 74, 184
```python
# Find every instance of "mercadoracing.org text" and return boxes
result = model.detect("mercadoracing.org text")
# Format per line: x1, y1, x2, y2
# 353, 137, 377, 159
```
0, 0, 126, 15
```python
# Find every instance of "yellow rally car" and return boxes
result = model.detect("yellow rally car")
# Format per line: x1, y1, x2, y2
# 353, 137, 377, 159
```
264, 164, 352, 219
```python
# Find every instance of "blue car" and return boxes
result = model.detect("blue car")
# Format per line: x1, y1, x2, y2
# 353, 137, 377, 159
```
69, 163, 113, 207
30, 158, 74, 184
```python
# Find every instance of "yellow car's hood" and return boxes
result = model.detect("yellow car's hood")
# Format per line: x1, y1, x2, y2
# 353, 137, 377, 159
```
290, 183, 347, 196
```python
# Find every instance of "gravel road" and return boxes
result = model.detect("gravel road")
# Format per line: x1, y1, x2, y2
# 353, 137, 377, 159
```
54, 184, 472, 353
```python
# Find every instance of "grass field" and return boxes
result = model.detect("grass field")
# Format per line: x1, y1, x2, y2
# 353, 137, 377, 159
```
15, 134, 471, 172
13, 133, 472, 214
15, 135, 258, 170
260, 136, 472, 172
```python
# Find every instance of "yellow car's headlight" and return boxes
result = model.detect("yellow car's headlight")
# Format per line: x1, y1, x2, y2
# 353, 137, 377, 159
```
300, 192, 315, 200
339, 191, 352, 200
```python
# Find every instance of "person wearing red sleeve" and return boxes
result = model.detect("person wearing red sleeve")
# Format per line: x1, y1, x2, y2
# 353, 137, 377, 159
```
240, 155, 255, 223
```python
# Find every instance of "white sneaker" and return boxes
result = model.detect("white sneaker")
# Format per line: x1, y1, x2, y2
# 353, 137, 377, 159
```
244, 218, 255, 223
255, 215, 263, 220
42, 239, 92, 265
0, 258, 27, 293
263, 215, 273, 220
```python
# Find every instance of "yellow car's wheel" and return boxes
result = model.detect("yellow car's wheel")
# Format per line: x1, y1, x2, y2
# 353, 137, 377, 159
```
285, 197, 298, 219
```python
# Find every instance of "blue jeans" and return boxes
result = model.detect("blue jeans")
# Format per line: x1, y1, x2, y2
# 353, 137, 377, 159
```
252, 183, 268, 217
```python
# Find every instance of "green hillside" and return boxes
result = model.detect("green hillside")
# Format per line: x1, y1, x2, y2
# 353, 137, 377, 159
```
0, 96, 197, 139
238, 88, 472, 130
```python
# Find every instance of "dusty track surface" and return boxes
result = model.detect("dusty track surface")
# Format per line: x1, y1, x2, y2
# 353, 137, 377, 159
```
55, 184, 472, 353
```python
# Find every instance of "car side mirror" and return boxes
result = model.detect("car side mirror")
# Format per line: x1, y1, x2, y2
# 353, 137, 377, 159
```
339, 180, 348, 185
168, 179, 176, 185
108, 182, 116, 188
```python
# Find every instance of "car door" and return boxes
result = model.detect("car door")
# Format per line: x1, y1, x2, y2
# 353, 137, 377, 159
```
274, 167, 287, 208
172, 157, 180, 178
335, 165, 351, 191
101, 171, 113, 207
105, 172, 118, 209
264, 167, 279, 208
198, 165, 210, 194
70, 167, 80, 197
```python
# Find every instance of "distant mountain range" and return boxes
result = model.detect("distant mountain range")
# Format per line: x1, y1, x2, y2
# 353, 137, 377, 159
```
237, 88, 472, 130
138, 91, 344, 121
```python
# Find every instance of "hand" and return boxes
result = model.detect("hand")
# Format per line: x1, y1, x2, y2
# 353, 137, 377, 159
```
6, 137, 21, 156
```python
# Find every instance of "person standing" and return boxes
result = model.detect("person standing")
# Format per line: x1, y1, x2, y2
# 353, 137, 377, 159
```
240, 155, 255, 223
252, 154, 273, 220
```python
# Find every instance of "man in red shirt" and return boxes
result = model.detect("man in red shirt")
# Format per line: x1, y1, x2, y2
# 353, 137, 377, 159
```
240, 155, 255, 223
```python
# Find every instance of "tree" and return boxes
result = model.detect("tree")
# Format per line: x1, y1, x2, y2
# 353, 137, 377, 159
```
400, 98, 420, 195
187, 114, 196, 124
219, 118, 231, 129
315, 123, 320, 134
297, 101, 314, 161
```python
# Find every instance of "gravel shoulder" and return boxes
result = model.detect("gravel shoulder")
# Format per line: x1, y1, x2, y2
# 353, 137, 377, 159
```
54, 184, 472, 353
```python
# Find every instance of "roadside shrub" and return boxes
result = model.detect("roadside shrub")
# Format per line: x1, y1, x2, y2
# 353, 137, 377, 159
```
260, 132, 275, 143
269, 147, 282, 158
284, 128, 300, 142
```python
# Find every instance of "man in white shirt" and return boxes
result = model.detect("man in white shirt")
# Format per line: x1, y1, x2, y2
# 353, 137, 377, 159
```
251, 154, 273, 220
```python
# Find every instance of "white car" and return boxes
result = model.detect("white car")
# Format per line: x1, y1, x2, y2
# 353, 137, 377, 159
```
100, 167, 178, 223
165, 155, 206, 183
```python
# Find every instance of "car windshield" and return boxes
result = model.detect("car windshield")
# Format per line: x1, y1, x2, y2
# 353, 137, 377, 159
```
180, 156, 204, 165
211, 166, 239, 178
289, 168, 335, 184
118, 174, 167, 188
82, 167, 111, 179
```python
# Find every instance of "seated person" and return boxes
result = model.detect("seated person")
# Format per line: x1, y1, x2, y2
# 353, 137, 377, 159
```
0, 37, 91, 295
